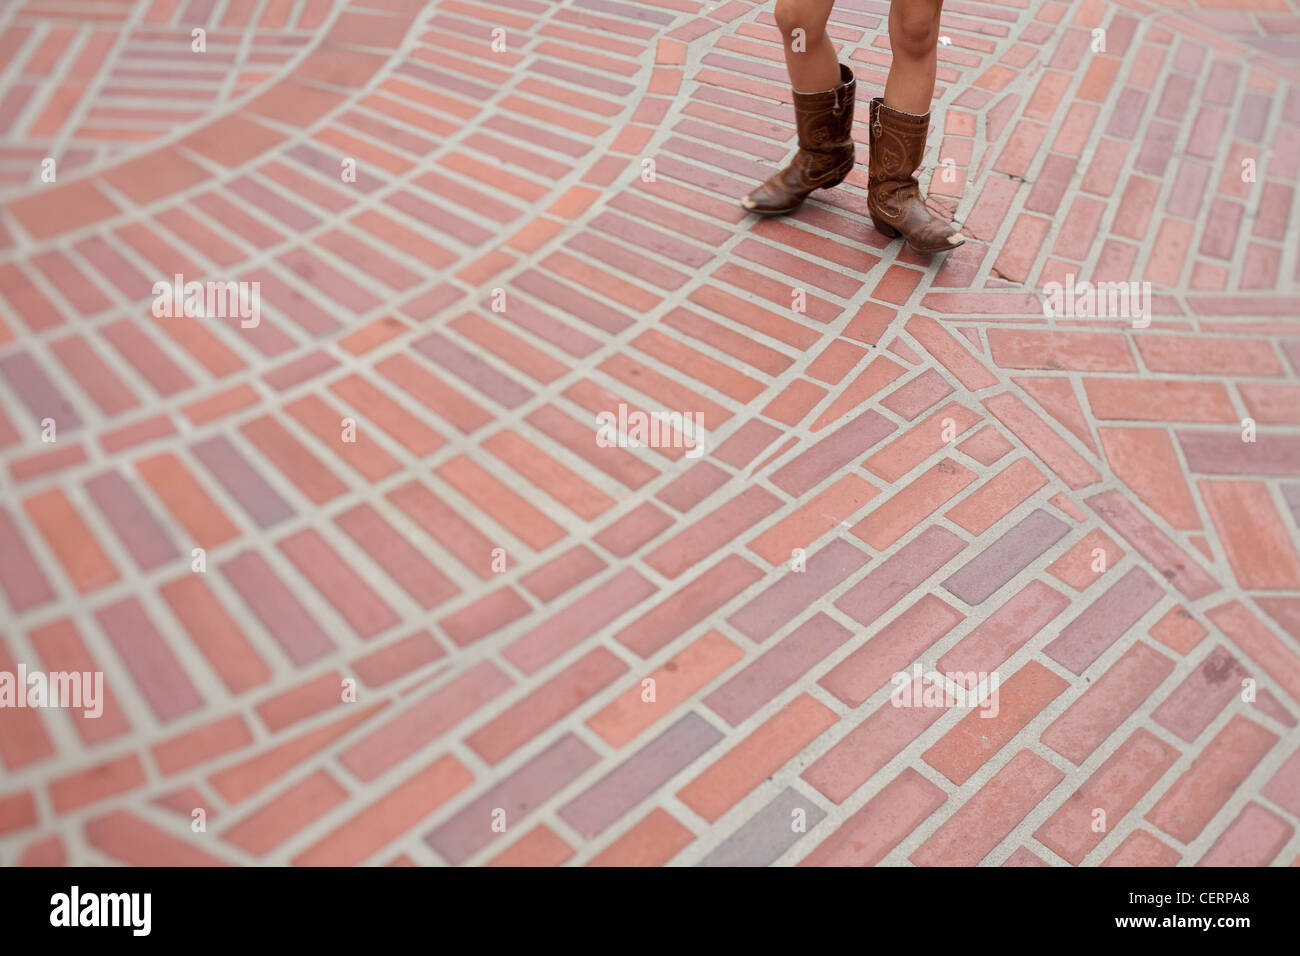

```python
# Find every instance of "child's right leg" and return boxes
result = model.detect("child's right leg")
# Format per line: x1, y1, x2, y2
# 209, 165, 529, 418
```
775, 0, 840, 93
742, 0, 856, 215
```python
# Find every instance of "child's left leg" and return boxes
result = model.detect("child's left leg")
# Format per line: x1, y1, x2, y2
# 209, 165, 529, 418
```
866, 0, 965, 252
743, 0, 856, 215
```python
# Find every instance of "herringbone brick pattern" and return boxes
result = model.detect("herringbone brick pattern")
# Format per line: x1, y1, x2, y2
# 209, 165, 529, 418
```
0, 0, 1297, 867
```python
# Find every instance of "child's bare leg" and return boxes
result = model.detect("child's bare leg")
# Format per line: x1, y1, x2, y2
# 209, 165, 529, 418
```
883, 0, 943, 113
866, 0, 964, 252
774, 0, 840, 92
741, 0, 856, 214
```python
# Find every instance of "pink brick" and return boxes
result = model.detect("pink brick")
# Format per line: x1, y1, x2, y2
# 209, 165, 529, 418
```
466, 648, 627, 765
802, 678, 949, 803
1041, 641, 1175, 763
911, 750, 1064, 866
1197, 803, 1294, 866
800, 768, 946, 866
677, 694, 837, 823
1101, 829, 1182, 866
1035, 729, 1180, 864
1146, 715, 1277, 843
294, 755, 474, 866
819, 595, 965, 706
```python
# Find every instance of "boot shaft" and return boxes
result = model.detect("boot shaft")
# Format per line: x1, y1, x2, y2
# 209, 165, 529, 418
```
868, 96, 930, 182
793, 62, 857, 154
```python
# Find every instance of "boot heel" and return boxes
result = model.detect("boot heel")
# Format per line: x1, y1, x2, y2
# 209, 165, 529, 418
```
871, 217, 899, 238
820, 157, 854, 190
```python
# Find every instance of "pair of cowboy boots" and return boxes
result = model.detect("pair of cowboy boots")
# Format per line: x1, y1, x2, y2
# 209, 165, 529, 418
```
742, 62, 963, 254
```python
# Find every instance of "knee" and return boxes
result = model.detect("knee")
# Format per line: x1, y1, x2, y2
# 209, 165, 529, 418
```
891, 3, 940, 59
774, 0, 825, 44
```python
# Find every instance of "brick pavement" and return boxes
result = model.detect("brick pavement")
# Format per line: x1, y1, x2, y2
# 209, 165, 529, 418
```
0, 0, 1298, 867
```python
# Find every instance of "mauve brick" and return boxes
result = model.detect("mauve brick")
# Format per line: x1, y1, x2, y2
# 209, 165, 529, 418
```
506, 567, 656, 674
1043, 566, 1165, 674
467, 648, 627, 765
414, 331, 533, 408
615, 554, 763, 657
834, 526, 966, 627
0, 351, 83, 430
942, 509, 1069, 604
700, 787, 827, 867
340, 660, 513, 782
911, 750, 1064, 866
705, 612, 853, 725
728, 538, 870, 641
801, 768, 946, 866
426, 733, 599, 864
1106, 87, 1147, 139
1041, 641, 1175, 764
0, 506, 56, 612
1087, 490, 1220, 599
939, 578, 1071, 676
95, 596, 203, 722
192, 435, 294, 529
802, 678, 948, 803
1197, 802, 1294, 866
560, 713, 722, 838
677, 694, 837, 822
1035, 729, 1180, 864
82, 470, 179, 571
820, 594, 964, 706
645, 486, 782, 578
222, 551, 337, 666
768, 410, 896, 495
1150, 645, 1249, 742
1146, 715, 1278, 843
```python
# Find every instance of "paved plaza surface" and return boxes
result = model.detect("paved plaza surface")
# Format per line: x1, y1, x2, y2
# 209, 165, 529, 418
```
0, 0, 1298, 867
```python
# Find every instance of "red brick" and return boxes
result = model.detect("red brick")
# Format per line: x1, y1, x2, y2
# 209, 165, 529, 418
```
677, 694, 837, 822
911, 750, 1064, 866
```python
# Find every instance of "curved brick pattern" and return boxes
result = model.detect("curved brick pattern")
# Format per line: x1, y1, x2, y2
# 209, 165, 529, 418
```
0, 0, 1297, 868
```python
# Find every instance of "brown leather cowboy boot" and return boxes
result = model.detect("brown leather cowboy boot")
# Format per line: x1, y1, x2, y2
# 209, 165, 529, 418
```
742, 63, 856, 215
867, 97, 964, 253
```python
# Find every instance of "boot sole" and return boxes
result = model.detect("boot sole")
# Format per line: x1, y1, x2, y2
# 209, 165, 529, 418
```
741, 160, 853, 216
870, 214, 965, 254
